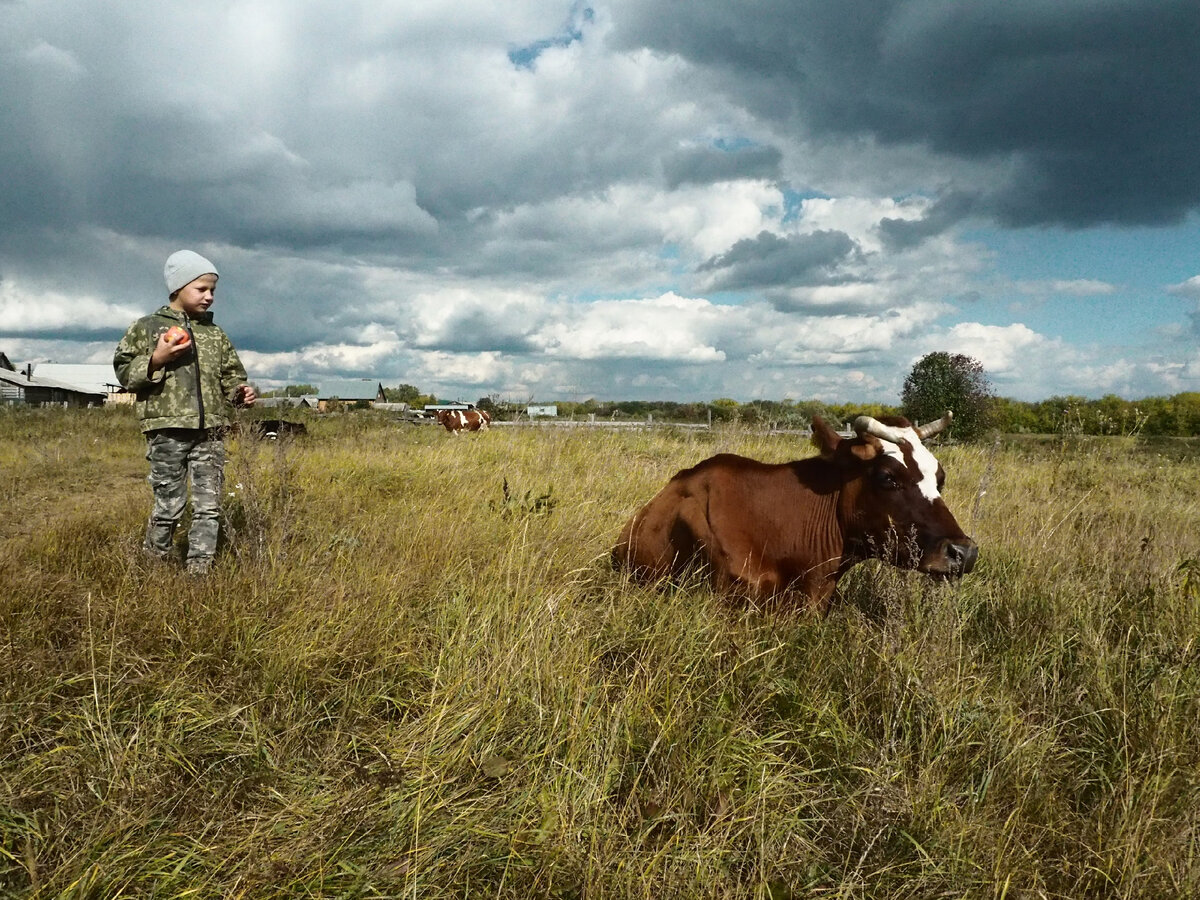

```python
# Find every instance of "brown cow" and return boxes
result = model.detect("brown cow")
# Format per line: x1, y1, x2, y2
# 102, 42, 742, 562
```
437, 408, 492, 434
612, 412, 977, 613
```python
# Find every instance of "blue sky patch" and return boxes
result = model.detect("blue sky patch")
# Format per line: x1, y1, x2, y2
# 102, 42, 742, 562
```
509, 6, 594, 70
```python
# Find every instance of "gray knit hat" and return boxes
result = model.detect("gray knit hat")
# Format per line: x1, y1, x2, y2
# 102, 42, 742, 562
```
164, 250, 219, 294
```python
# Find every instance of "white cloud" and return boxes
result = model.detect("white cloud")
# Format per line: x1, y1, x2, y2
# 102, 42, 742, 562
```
486, 180, 783, 266
537, 293, 729, 361
1166, 275, 1200, 299
1016, 279, 1117, 296
799, 195, 923, 253
23, 40, 86, 78
936, 322, 1053, 376
234, 179, 438, 236
414, 350, 521, 390
239, 332, 400, 379
0, 280, 142, 332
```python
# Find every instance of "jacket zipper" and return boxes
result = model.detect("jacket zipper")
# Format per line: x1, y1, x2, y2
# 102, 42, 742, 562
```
180, 315, 205, 429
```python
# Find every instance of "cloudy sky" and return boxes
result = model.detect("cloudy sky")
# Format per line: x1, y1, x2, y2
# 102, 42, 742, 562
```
2, 0, 1199, 403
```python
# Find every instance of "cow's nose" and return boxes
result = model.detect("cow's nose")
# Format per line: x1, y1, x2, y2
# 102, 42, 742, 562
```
946, 540, 978, 574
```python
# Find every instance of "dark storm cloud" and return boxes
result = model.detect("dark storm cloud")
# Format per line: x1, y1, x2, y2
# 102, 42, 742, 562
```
411, 305, 540, 353
662, 143, 782, 189
0, 103, 437, 254
613, 0, 1200, 227
698, 229, 858, 290
0, 324, 126, 342
878, 191, 979, 250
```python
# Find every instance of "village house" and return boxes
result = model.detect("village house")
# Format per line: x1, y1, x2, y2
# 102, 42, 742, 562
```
34, 363, 130, 404
316, 379, 387, 412
0, 365, 108, 407
256, 395, 318, 410
423, 401, 475, 413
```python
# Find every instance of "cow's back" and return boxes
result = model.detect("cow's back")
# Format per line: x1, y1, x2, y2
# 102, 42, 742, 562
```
614, 453, 843, 604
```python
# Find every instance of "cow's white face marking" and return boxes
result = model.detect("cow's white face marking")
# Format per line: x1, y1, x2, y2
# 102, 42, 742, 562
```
876, 427, 941, 502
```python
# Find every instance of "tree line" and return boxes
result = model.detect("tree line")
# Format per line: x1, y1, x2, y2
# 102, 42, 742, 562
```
260, 357, 1200, 438
529, 394, 1200, 437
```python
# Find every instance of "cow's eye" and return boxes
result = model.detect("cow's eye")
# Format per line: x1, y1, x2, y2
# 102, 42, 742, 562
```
872, 468, 901, 490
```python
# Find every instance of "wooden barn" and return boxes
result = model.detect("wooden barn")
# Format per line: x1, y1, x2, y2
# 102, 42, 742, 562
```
256, 395, 318, 410
34, 363, 130, 404
316, 379, 386, 412
0, 368, 107, 407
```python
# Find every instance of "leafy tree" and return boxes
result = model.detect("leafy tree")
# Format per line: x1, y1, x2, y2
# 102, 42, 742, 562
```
901, 352, 995, 441
991, 397, 1042, 434
385, 384, 424, 404
832, 401, 899, 426
709, 398, 741, 424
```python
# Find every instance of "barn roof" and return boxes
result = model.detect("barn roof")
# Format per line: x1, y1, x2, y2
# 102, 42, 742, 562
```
0, 367, 105, 399
318, 379, 385, 401
257, 395, 317, 408
33, 363, 124, 395
424, 401, 474, 411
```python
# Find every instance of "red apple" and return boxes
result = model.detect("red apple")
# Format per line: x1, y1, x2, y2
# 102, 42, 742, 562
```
165, 325, 191, 346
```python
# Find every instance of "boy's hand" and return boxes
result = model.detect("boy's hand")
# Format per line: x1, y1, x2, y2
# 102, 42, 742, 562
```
235, 384, 257, 407
149, 327, 193, 372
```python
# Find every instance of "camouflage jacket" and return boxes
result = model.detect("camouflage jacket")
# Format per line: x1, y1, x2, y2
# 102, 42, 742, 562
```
113, 305, 248, 433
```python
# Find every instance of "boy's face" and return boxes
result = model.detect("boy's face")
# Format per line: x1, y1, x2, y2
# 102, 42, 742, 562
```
169, 273, 217, 318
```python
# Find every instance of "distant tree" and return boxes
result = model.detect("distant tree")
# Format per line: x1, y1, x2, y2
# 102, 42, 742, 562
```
1039, 395, 1089, 435
832, 401, 900, 426
709, 398, 740, 424
1171, 392, 1200, 435
385, 384, 424, 404
901, 352, 995, 441
991, 397, 1041, 434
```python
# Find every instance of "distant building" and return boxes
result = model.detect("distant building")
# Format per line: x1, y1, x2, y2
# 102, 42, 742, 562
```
424, 401, 474, 412
316, 379, 386, 412
257, 395, 317, 409
527, 405, 558, 418
34, 363, 129, 404
0, 368, 106, 407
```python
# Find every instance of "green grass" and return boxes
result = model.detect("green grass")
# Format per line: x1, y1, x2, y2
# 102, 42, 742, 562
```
2, 406, 1199, 898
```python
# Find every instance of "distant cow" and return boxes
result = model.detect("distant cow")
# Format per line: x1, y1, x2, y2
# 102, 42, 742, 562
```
238, 419, 307, 440
437, 409, 491, 434
613, 412, 977, 614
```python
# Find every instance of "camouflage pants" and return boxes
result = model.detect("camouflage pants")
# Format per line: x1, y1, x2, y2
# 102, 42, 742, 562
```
144, 429, 226, 565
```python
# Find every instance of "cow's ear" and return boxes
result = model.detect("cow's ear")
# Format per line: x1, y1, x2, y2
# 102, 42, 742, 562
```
850, 435, 882, 462
811, 416, 843, 460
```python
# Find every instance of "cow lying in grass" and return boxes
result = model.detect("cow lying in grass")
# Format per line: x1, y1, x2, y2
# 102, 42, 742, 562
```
613, 412, 977, 613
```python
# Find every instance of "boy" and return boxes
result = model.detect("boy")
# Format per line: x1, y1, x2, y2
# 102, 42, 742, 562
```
114, 250, 258, 575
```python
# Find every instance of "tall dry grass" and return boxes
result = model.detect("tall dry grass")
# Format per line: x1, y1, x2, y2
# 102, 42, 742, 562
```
2, 406, 1199, 898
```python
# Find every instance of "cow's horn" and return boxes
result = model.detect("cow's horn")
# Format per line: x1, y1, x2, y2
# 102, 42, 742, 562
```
852, 415, 911, 444
915, 410, 953, 441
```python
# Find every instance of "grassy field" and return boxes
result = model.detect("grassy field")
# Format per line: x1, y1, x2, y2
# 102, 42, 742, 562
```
2, 406, 1199, 899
